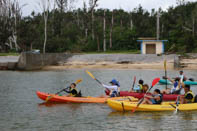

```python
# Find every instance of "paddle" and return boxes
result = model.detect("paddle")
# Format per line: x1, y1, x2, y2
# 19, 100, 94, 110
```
45, 79, 82, 102
86, 70, 102, 85
132, 78, 160, 113
175, 96, 180, 113
131, 76, 136, 91
164, 60, 167, 89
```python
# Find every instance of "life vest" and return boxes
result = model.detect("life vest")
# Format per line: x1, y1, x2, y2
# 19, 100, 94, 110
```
134, 84, 143, 92
184, 90, 195, 103
153, 94, 163, 104
69, 88, 78, 97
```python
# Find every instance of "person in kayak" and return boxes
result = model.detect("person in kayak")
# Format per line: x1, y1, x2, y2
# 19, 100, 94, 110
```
142, 84, 149, 93
179, 70, 187, 82
161, 77, 183, 94
102, 79, 120, 97
63, 83, 82, 97
179, 85, 195, 104
130, 79, 144, 93
141, 89, 163, 104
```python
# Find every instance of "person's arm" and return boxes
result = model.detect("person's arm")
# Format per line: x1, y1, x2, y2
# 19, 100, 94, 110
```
144, 94, 153, 99
102, 84, 117, 90
167, 77, 175, 84
64, 86, 71, 93
153, 95, 161, 101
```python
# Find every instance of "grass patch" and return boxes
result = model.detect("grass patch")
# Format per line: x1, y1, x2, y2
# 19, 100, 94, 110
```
0, 53, 20, 56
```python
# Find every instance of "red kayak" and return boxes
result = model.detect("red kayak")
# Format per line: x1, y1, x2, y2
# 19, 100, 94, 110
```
105, 90, 182, 101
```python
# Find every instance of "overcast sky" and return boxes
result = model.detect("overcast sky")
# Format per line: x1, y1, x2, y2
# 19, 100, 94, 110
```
20, 0, 197, 16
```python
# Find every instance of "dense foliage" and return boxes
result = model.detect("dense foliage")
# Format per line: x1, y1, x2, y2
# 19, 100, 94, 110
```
1, 1, 197, 53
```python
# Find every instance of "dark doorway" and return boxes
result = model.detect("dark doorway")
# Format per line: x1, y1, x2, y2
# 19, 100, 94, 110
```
146, 44, 156, 54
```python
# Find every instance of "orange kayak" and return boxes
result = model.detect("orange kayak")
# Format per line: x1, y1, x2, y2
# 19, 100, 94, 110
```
36, 91, 138, 103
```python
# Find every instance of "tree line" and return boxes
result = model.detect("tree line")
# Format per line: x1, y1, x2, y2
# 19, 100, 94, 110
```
0, 0, 197, 53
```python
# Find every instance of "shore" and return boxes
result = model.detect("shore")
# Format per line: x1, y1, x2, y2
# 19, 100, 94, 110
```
42, 62, 175, 70
1, 53, 197, 70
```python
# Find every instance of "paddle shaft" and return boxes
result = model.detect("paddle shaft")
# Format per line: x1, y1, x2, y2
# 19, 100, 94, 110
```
175, 96, 180, 113
164, 60, 168, 89
131, 76, 136, 90
86, 70, 103, 85
95, 78, 102, 85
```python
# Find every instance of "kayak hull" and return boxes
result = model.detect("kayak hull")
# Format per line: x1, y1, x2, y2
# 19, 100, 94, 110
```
159, 79, 197, 85
36, 91, 138, 103
105, 90, 181, 101
107, 99, 197, 112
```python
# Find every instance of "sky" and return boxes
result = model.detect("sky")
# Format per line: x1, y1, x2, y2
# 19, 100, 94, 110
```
20, 0, 197, 16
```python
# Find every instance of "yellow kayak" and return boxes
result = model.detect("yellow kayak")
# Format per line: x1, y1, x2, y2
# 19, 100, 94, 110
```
107, 99, 197, 112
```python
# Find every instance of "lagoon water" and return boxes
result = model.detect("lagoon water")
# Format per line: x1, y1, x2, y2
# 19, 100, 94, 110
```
1, 69, 197, 131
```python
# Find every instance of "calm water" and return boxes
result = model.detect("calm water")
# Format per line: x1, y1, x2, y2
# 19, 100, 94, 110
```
1, 69, 197, 131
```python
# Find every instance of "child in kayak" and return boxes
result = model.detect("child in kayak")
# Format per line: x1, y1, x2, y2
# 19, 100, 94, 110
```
130, 79, 144, 93
142, 84, 149, 93
102, 79, 120, 97
63, 83, 82, 97
161, 77, 182, 94
141, 89, 163, 104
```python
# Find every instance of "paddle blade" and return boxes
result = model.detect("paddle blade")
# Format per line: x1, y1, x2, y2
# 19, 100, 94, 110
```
134, 76, 136, 83
45, 95, 52, 102
86, 70, 95, 80
75, 79, 82, 84
164, 60, 167, 70
132, 76, 136, 89
151, 78, 160, 87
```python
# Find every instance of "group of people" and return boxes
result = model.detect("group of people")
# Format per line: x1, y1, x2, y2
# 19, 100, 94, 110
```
61, 70, 196, 105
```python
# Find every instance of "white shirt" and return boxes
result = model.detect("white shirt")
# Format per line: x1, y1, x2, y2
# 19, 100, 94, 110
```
102, 84, 118, 92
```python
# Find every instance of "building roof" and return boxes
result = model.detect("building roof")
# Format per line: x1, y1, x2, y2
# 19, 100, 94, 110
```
138, 37, 157, 40
137, 40, 168, 42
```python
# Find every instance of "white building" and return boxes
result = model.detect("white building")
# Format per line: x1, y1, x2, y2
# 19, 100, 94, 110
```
137, 38, 167, 54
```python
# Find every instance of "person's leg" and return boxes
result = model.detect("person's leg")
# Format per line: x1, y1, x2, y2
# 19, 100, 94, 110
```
141, 98, 147, 104
142, 98, 152, 104
179, 95, 185, 104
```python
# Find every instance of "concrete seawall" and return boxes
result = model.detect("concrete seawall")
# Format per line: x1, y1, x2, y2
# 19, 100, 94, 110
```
17, 53, 73, 70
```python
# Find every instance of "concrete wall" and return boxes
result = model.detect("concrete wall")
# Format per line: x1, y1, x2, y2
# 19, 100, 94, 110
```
142, 41, 163, 54
17, 53, 73, 70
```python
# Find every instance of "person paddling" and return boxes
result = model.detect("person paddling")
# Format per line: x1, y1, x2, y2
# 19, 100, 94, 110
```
161, 77, 183, 94
178, 85, 195, 104
179, 70, 187, 81
130, 79, 144, 93
63, 83, 82, 97
102, 79, 120, 97
141, 89, 163, 104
